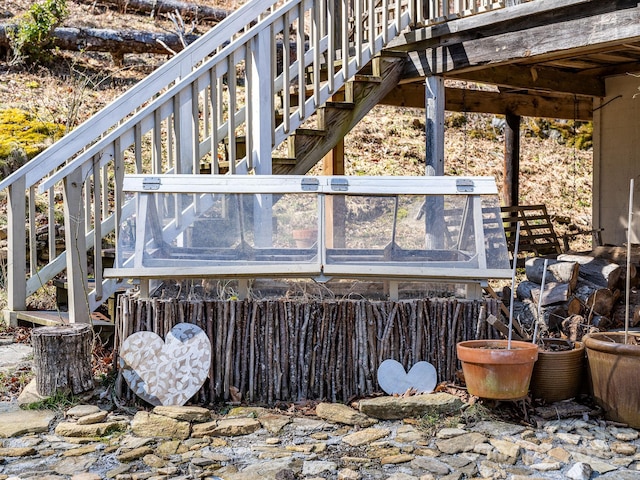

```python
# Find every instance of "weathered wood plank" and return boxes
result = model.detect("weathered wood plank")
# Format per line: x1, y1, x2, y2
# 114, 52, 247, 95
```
380, 85, 594, 120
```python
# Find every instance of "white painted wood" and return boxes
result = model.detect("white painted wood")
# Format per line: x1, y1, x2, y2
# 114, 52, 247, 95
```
250, 29, 275, 174
7, 177, 27, 312
63, 168, 90, 324
93, 156, 103, 302
28, 187, 36, 276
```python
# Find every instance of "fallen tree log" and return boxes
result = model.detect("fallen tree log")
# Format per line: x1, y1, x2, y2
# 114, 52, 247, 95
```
557, 253, 622, 289
0, 25, 199, 56
525, 258, 579, 291
80, 0, 230, 22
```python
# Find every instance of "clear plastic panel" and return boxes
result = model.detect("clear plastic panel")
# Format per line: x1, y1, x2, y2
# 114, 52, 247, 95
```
325, 194, 510, 270
117, 192, 320, 268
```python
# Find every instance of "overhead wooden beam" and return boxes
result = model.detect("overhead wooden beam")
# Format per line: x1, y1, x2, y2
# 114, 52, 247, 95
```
446, 65, 605, 97
403, 4, 640, 76
380, 85, 593, 120
387, 0, 593, 52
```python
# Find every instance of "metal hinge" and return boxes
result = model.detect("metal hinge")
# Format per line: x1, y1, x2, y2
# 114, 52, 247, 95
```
456, 179, 474, 192
301, 178, 320, 191
330, 178, 349, 191
143, 177, 161, 191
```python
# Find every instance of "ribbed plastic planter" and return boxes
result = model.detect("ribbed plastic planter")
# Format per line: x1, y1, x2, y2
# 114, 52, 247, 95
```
584, 332, 640, 428
457, 339, 539, 400
530, 339, 585, 403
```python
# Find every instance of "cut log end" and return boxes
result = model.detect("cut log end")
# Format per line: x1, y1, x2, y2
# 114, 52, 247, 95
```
32, 324, 95, 396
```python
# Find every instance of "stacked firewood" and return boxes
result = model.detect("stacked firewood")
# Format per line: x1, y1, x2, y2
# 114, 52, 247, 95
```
513, 246, 639, 342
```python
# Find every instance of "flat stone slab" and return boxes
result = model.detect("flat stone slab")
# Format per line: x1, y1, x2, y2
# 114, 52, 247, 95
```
0, 409, 55, 438
358, 393, 465, 420
0, 343, 32, 372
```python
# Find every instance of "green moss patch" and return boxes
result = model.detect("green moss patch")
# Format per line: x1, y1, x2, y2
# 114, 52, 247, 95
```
0, 108, 66, 161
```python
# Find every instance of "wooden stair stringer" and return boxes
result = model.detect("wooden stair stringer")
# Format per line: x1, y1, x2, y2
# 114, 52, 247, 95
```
285, 55, 407, 175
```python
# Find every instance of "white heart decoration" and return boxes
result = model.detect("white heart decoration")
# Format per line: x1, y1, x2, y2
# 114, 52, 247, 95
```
119, 323, 211, 406
377, 359, 437, 395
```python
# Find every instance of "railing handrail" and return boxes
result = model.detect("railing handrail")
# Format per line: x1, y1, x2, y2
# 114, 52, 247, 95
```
0, 0, 279, 192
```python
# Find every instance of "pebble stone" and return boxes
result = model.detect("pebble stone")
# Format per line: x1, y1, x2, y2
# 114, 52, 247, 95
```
1, 400, 640, 479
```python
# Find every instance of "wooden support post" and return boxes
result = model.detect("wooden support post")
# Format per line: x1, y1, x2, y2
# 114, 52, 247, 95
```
322, 139, 345, 176
323, 139, 346, 248
32, 324, 94, 395
503, 111, 521, 207
7, 177, 27, 323
250, 28, 274, 175
425, 76, 445, 176
425, 76, 445, 249
63, 168, 90, 324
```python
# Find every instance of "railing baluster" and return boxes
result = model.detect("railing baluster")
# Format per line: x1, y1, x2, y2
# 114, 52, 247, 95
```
327, 0, 335, 93
382, 0, 389, 43
342, 0, 349, 82
102, 164, 109, 220
135, 123, 143, 173
114, 138, 124, 269
313, 0, 321, 108
153, 110, 162, 174
228, 52, 237, 174
167, 113, 175, 173
8, 177, 27, 313
368, 0, 375, 55
355, 0, 363, 68
192, 79, 201, 175
93, 155, 103, 302
246, 42, 254, 170
48, 187, 56, 263
28, 186, 37, 277
297, 2, 306, 121
210, 66, 220, 174
283, 12, 291, 134
63, 167, 90, 323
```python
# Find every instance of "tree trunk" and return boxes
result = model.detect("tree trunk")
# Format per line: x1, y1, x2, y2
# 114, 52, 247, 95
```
557, 253, 622, 289
525, 258, 579, 291
81, 0, 230, 22
32, 324, 94, 396
0, 25, 199, 56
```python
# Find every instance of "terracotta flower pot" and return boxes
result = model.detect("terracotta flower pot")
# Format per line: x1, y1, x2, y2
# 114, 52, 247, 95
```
584, 331, 640, 428
457, 339, 539, 400
530, 339, 585, 403
292, 228, 318, 248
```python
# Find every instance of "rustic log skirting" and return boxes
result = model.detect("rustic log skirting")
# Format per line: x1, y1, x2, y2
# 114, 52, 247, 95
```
114, 296, 500, 404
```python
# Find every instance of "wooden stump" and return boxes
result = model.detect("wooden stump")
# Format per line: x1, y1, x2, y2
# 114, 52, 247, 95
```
32, 324, 94, 396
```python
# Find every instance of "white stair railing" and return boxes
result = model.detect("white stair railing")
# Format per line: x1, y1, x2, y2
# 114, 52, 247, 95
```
0, 0, 511, 323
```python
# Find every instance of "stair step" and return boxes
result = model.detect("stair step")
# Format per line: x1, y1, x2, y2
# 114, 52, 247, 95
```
294, 128, 326, 136
272, 157, 298, 175
352, 74, 382, 84
272, 157, 298, 165
324, 101, 355, 110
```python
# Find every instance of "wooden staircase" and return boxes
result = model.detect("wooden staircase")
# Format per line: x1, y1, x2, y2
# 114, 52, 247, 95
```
0, 0, 512, 324
283, 54, 406, 175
